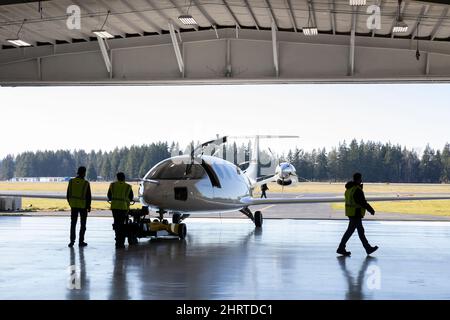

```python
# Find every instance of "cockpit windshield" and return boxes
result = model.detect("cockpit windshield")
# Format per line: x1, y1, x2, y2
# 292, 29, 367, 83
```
146, 160, 206, 180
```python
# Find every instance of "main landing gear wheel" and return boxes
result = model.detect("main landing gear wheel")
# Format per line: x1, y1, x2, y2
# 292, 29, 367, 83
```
172, 213, 181, 224
254, 211, 263, 228
177, 223, 187, 239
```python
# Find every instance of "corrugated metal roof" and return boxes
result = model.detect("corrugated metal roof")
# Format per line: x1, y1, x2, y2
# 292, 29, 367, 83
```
0, 0, 448, 48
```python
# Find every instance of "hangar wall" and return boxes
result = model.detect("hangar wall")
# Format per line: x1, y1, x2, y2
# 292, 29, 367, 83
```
0, 29, 449, 85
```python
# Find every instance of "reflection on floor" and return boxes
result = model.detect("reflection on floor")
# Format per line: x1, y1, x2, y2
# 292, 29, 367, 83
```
1, 217, 450, 299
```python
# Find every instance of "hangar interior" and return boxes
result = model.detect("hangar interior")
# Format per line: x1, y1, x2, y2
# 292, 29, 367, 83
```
0, 0, 449, 85
1, 0, 450, 301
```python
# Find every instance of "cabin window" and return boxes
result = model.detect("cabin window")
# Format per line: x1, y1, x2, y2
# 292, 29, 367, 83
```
147, 161, 206, 180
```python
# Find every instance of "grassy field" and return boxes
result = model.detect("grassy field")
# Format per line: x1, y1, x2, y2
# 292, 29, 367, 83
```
331, 201, 450, 216
1, 181, 450, 215
0, 182, 140, 211
266, 182, 450, 194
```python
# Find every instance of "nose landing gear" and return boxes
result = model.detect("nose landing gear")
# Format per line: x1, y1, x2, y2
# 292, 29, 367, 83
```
240, 208, 263, 228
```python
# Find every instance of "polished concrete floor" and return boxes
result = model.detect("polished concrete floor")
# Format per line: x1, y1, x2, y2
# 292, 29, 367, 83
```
1, 216, 450, 300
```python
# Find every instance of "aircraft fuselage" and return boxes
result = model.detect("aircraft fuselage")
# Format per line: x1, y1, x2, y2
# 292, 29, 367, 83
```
139, 155, 253, 213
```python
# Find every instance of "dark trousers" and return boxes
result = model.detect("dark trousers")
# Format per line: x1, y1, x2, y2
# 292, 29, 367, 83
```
339, 214, 370, 250
261, 191, 267, 198
70, 208, 88, 243
112, 209, 128, 246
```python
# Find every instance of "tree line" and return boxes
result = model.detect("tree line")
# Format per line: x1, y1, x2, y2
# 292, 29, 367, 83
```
0, 140, 449, 183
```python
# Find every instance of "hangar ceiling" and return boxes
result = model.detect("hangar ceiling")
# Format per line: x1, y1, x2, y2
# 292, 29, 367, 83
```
0, 0, 449, 85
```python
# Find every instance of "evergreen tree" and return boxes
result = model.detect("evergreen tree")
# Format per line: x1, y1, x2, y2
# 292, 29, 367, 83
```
86, 164, 97, 181
0, 155, 15, 180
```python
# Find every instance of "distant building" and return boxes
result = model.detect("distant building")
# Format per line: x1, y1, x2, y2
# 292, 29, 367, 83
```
9, 177, 71, 182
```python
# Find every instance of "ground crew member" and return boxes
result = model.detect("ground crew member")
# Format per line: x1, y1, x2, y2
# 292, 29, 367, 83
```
337, 172, 378, 256
108, 172, 134, 249
67, 166, 91, 248
261, 183, 269, 198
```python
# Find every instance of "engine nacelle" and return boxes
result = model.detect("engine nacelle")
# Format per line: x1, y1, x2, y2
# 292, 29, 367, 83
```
275, 162, 297, 186
277, 178, 292, 186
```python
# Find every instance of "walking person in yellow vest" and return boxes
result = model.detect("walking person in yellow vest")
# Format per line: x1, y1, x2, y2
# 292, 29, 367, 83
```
107, 172, 134, 249
337, 172, 378, 256
66, 166, 91, 248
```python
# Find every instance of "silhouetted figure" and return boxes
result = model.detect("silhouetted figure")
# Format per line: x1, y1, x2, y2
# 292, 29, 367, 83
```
337, 172, 378, 256
108, 172, 134, 249
67, 166, 91, 247
260, 183, 269, 198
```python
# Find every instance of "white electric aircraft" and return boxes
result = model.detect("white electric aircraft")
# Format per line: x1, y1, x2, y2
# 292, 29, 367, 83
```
2, 135, 450, 230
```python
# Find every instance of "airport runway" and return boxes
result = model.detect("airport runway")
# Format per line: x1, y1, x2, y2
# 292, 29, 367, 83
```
4, 192, 450, 221
1, 216, 450, 299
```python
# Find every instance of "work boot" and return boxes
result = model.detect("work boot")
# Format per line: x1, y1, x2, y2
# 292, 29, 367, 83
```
366, 246, 379, 255
68, 242, 74, 248
336, 247, 351, 256
78, 242, 88, 247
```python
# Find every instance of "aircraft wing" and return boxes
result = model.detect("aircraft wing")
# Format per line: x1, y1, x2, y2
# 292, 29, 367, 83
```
241, 195, 450, 206
0, 191, 114, 202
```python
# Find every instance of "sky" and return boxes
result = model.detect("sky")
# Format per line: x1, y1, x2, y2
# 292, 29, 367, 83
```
0, 83, 449, 159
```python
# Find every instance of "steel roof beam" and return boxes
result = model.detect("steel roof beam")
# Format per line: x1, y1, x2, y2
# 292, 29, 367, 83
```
243, 0, 260, 30
96, 35, 112, 75
119, 0, 162, 35
264, 0, 279, 30
348, 7, 356, 76
168, 22, 184, 76
192, 0, 217, 27
430, 6, 449, 40
329, 0, 336, 35
309, 0, 318, 30
222, 0, 241, 28
271, 20, 279, 76
285, 0, 297, 32
411, 5, 430, 40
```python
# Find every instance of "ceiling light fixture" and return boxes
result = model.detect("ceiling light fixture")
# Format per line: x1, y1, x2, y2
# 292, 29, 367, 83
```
92, 10, 114, 39
349, 0, 366, 5
178, 15, 197, 25
393, 0, 408, 33
7, 39, 31, 47
92, 30, 114, 39
178, 0, 197, 25
303, 0, 318, 36
7, 19, 31, 47
393, 19, 408, 33
302, 27, 318, 36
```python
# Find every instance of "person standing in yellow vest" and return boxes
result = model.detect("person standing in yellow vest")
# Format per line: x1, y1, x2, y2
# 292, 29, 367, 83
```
337, 172, 378, 256
107, 172, 134, 249
66, 166, 92, 248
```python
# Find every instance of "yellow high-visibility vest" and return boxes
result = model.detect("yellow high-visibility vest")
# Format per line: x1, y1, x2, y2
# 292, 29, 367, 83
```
68, 177, 89, 209
345, 185, 366, 217
109, 181, 132, 210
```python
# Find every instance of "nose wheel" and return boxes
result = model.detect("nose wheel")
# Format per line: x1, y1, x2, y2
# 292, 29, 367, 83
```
240, 208, 263, 228
254, 211, 263, 228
